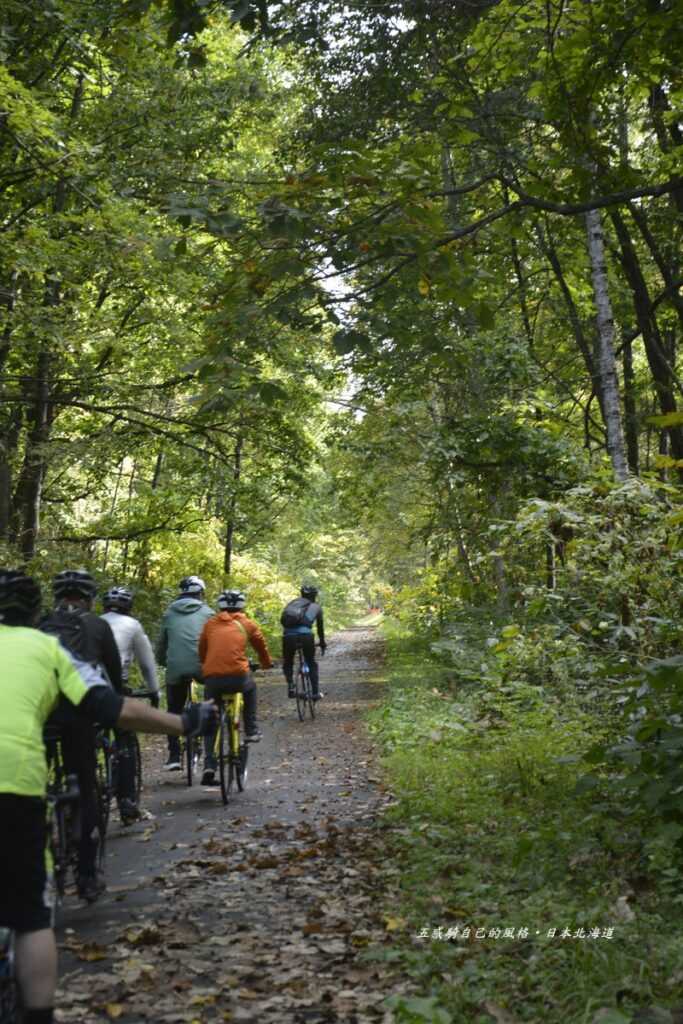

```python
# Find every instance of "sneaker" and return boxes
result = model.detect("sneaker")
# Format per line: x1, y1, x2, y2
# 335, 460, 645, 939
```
312, 692, 324, 702
287, 686, 296, 699
77, 873, 106, 903
164, 759, 181, 771
119, 798, 141, 825
245, 731, 262, 743
201, 768, 216, 785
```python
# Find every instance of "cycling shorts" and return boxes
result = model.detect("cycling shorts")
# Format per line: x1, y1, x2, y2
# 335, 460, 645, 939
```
204, 674, 252, 698
0, 795, 53, 933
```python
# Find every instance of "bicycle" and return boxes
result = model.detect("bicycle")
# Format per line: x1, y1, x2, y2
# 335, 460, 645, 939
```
0, 927, 18, 1024
180, 679, 203, 786
216, 691, 248, 807
294, 640, 316, 722
43, 727, 82, 904
95, 728, 141, 827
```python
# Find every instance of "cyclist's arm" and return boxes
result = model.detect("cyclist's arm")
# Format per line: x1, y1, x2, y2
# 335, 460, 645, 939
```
132, 623, 160, 692
55, 643, 208, 736
198, 621, 209, 664
316, 609, 326, 648
116, 697, 184, 735
77, 687, 190, 736
246, 620, 274, 670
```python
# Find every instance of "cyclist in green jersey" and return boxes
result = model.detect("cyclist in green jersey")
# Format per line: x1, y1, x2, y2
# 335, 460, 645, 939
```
0, 569, 216, 1024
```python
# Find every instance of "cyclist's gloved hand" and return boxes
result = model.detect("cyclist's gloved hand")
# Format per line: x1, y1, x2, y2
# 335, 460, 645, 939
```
150, 692, 160, 709
181, 701, 217, 737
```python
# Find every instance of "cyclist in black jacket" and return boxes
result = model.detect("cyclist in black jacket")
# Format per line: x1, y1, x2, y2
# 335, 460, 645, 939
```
41, 569, 123, 902
281, 584, 326, 701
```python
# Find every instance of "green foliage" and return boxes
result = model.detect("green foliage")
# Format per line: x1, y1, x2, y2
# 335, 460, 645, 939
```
578, 654, 683, 844
372, 624, 683, 1022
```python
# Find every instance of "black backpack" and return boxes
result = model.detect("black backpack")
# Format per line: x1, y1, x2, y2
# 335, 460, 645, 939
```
281, 598, 320, 629
41, 608, 96, 664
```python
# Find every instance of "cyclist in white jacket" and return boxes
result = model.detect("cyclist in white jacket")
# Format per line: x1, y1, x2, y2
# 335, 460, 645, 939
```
101, 586, 160, 823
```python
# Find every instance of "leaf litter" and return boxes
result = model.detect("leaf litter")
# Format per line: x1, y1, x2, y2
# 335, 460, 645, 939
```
56, 628, 412, 1023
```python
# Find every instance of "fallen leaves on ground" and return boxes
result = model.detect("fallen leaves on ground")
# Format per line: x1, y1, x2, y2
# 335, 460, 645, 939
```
55, 631, 414, 1024
56, 815, 407, 1023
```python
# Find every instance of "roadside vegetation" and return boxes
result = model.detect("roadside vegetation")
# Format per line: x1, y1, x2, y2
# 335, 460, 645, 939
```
2, 3, 683, 1020
367, 478, 683, 1024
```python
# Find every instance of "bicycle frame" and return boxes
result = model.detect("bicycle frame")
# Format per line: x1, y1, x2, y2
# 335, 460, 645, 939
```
294, 642, 315, 721
216, 692, 246, 806
177, 677, 203, 786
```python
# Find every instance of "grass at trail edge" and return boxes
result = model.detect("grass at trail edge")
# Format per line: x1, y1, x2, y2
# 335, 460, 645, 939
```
367, 622, 683, 1024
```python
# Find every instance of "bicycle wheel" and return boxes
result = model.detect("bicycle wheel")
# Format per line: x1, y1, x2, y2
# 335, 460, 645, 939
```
184, 705, 200, 787
132, 733, 142, 802
234, 742, 248, 791
93, 769, 108, 872
0, 928, 19, 1024
218, 708, 230, 806
227, 696, 247, 792
306, 670, 316, 720
95, 734, 112, 835
295, 652, 306, 722
48, 800, 67, 904
50, 773, 81, 905
46, 740, 70, 902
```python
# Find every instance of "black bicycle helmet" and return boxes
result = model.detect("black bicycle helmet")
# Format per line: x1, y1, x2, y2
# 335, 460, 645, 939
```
178, 575, 206, 596
103, 586, 133, 612
53, 569, 97, 600
217, 589, 246, 611
300, 584, 319, 600
0, 569, 42, 622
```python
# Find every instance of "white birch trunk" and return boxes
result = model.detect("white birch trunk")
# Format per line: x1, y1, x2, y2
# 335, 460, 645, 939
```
585, 208, 630, 481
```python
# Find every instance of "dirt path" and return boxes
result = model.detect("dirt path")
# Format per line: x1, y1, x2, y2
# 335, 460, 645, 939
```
56, 625, 403, 1023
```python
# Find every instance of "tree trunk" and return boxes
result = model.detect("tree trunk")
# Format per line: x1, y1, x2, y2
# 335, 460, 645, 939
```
12, 349, 52, 558
8, 74, 85, 558
622, 336, 639, 474
627, 202, 683, 338
121, 460, 137, 577
584, 208, 629, 481
224, 434, 244, 578
536, 221, 606, 427
102, 459, 125, 573
0, 406, 23, 541
610, 209, 683, 459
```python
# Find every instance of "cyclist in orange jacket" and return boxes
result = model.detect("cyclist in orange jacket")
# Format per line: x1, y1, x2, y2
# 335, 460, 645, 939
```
198, 590, 273, 785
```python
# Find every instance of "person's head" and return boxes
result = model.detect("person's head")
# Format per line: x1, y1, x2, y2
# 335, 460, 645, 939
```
217, 589, 246, 612
52, 568, 97, 609
300, 583, 319, 601
0, 569, 42, 627
103, 586, 134, 613
178, 575, 206, 598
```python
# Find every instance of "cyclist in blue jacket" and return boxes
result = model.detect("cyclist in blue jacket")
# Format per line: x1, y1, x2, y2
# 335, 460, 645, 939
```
156, 576, 213, 769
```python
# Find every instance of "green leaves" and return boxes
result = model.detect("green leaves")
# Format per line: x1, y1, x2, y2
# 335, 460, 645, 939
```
385, 995, 453, 1023
166, 195, 243, 236
332, 329, 371, 356
647, 412, 683, 428
644, 656, 683, 691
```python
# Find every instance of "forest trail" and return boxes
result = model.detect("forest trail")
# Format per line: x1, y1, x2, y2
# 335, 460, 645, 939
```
56, 626, 403, 1024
